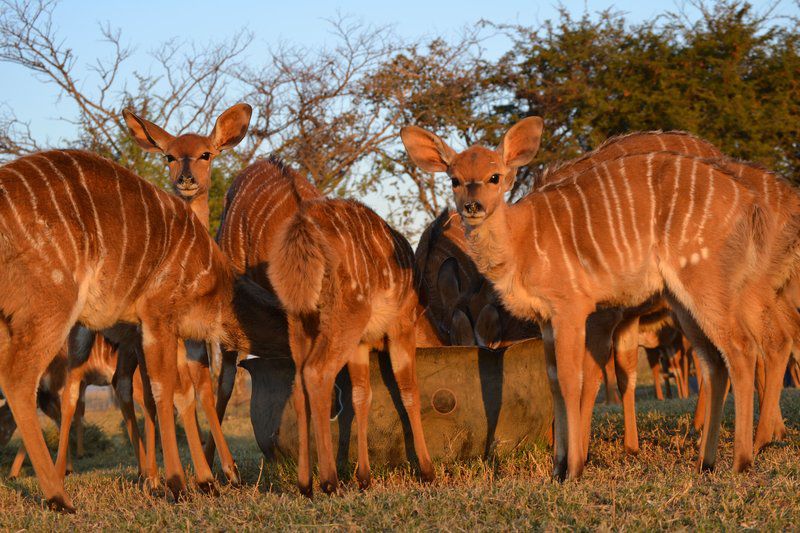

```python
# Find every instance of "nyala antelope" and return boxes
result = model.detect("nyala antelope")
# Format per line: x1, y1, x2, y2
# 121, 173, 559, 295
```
0, 149, 283, 511
268, 198, 435, 494
532, 131, 723, 458
402, 117, 800, 480
122, 104, 253, 486
415, 208, 539, 347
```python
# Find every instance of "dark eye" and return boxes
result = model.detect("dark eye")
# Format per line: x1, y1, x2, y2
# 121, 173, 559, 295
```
165, 154, 176, 163
451, 177, 460, 188
200, 152, 211, 161
489, 173, 501, 184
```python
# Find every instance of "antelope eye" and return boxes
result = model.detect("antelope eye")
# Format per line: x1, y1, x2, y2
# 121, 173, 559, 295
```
200, 152, 211, 161
450, 177, 460, 188
165, 154, 176, 163
489, 173, 501, 184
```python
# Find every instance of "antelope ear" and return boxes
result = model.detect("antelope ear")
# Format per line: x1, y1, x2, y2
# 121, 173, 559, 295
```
210, 103, 252, 151
497, 116, 543, 168
450, 308, 476, 346
437, 257, 462, 311
400, 126, 456, 173
122, 109, 174, 153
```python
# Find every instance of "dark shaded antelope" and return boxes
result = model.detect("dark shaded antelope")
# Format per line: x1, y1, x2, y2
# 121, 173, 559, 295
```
0, 149, 283, 511
268, 198, 434, 494
402, 118, 800, 480
415, 208, 539, 347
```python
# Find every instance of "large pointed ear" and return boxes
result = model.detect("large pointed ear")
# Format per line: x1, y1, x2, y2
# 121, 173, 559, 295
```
400, 126, 456, 173
210, 103, 252, 151
497, 116, 543, 168
122, 109, 174, 153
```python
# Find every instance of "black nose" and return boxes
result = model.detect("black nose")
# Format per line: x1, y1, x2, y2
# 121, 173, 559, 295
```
463, 201, 483, 215
177, 174, 196, 186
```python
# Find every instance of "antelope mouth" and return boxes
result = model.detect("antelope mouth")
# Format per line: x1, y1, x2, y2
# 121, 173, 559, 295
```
174, 184, 200, 198
461, 212, 486, 226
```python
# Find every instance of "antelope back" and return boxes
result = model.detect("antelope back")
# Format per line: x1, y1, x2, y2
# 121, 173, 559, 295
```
270, 198, 419, 333
0, 150, 234, 337
218, 157, 321, 290
415, 209, 538, 347
537, 131, 722, 189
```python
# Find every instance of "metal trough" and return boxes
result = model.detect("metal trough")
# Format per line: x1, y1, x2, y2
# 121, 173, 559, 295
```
240, 338, 553, 466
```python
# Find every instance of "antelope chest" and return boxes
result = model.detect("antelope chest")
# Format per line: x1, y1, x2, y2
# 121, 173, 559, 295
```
491, 270, 551, 322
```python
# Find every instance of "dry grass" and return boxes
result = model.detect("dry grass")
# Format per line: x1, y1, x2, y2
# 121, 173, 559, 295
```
0, 385, 798, 531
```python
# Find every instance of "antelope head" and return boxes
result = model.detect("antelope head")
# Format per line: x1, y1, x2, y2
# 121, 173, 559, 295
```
401, 117, 543, 227
122, 103, 252, 220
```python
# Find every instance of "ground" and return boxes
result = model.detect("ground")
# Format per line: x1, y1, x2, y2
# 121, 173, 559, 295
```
0, 381, 798, 530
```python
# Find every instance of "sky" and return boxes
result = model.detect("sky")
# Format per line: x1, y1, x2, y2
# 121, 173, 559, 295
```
3, 0, 797, 146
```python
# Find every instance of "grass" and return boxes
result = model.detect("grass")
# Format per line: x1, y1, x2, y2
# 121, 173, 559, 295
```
0, 384, 798, 531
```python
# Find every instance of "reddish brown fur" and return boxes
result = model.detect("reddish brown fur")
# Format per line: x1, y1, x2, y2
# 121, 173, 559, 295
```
268, 198, 434, 494
402, 118, 800, 482
0, 150, 281, 510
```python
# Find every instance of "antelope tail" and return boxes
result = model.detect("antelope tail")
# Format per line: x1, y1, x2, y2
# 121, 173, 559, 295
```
268, 211, 329, 314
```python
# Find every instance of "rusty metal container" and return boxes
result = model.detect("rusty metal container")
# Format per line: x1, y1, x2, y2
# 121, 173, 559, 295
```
241, 338, 552, 465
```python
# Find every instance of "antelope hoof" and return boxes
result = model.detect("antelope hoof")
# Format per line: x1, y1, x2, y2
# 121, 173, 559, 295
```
419, 466, 435, 484
356, 472, 371, 491
224, 463, 241, 486
733, 457, 752, 474
166, 477, 188, 502
320, 478, 338, 495
298, 483, 313, 499
698, 459, 716, 473
624, 445, 640, 456
46, 495, 76, 514
552, 458, 567, 482
197, 480, 220, 497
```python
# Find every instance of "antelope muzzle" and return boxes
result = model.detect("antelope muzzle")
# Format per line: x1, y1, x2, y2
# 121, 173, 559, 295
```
460, 201, 486, 224
175, 173, 200, 197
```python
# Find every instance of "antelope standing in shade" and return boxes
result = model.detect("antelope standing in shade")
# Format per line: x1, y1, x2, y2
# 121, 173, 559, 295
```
268, 198, 434, 494
0, 149, 283, 511
415, 208, 539, 347
401, 117, 800, 480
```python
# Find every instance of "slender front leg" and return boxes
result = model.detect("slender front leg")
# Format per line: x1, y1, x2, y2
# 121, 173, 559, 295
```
287, 315, 313, 496
542, 322, 567, 480
186, 340, 239, 485
613, 317, 640, 455
112, 345, 148, 477
175, 341, 217, 494
140, 323, 186, 499
204, 349, 239, 465
347, 344, 373, 489
55, 369, 83, 478
551, 310, 590, 480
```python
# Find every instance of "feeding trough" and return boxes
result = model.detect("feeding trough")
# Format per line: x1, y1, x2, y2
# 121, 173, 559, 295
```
240, 338, 552, 465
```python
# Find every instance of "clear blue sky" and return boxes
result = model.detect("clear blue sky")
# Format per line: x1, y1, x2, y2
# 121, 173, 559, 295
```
3, 0, 797, 146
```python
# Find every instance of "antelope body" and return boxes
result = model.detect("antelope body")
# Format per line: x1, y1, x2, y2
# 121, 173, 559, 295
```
268, 198, 434, 494
0, 149, 281, 510
401, 117, 800, 481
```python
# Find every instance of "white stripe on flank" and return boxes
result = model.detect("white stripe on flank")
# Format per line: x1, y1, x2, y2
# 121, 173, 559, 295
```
657, 135, 667, 151
37, 155, 89, 267
177, 220, 198, 289
662, 156, 683, 259
0, 181, 41, 253
23, 159, 79, 268
678, 158, 698, 248
362, 208, 390, 288
543, 193, 577, 291
120, 177, 151, 306
594, 168, 625, 268
111, 164, 128, 293
722, 178, 741, 229
7, 166, 69, 271
254, 188, 291, 248
693, 165, 715, 246
646, 153, 656, 245
618, 160, 642, 262
574, 182, 611, 274
601, 162, 633, 266
555, 188, 592, 275
66, 153, 106, 262
375, 220, 396, 287
354, 208, 374, 290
